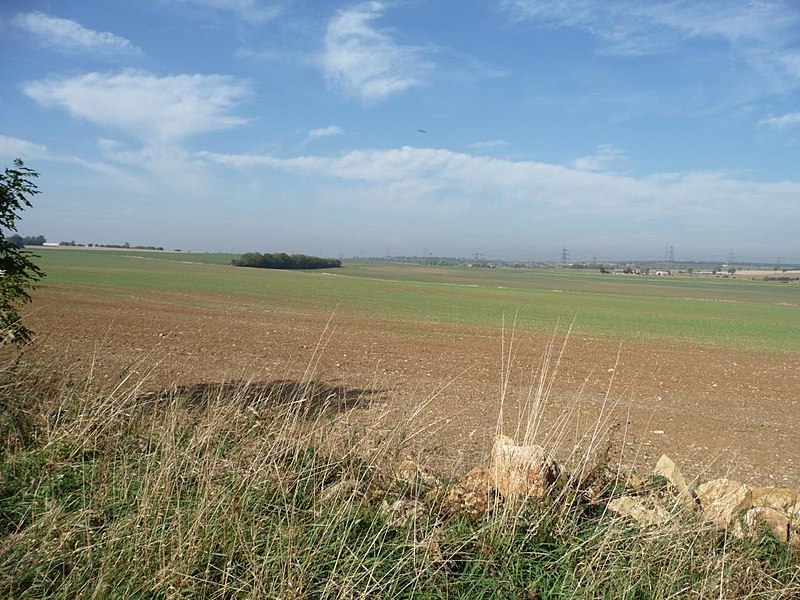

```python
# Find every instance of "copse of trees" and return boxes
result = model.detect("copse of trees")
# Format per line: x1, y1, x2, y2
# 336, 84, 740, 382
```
7, 234, 46, 247
232, 252, 342, 270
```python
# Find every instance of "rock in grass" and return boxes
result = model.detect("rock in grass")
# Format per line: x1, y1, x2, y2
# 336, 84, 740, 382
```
608, 495, 671, 527
740, 487, 800, 546
751, 486, 799, 514
653, 454, 696, 509
490, 434, 561, 499
442, 467, 494, 517
696, 478, 753, 528
736, 506, 800, 546
460, 466, 493, 493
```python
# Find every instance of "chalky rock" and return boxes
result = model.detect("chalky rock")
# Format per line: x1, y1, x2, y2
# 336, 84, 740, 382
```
608, 496, 671, 527
490, 434, 561, 499
653, 454, 695, 509
742, 487, 800, 546
751, 486, 799, 515
696, 478, 752, 528
735, 506, 800, 545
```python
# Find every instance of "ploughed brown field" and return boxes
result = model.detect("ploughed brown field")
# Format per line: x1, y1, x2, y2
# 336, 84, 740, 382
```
24, 254, 800, 489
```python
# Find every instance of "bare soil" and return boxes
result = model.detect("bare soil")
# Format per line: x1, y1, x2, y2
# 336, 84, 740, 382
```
22, 286, 800, 488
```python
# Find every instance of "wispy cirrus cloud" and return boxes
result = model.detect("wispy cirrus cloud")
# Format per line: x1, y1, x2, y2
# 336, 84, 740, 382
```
197, 145, 799, 236
759, 112, 800, 128
308, 125, 345, 139
11, 12, 143, 57
572, 144, 626, 172
500, 1, 799, 56
321, 2, 431, 103
23, 70, 251, 144
0, 134, 50, 161
468, 139, 508, 153
500, 1, 800, 109
173, 0, 286, 22
0, 133, 150, 189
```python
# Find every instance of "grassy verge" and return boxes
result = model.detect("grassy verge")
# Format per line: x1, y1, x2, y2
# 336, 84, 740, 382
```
1, 352, 798, 599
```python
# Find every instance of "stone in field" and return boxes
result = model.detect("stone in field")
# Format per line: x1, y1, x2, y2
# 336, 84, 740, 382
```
608, 496, 671, 527
653, 454, 695, 509
443, 467, 494, 517
490, 434, 562, 499
751, 486, 799, 514
741, 486, 800, 546
696, 478, 752, 528
736, 506, 800, 546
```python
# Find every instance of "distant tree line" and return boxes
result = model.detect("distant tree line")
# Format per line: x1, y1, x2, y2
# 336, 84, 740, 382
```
7, 234, 45, 247
56, 241, 165, 250
232, 252, 341, 270
86, 242, 165, 250
764, 275, 799, 282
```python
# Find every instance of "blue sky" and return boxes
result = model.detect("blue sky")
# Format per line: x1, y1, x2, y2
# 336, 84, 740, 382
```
1, 0, 799, 262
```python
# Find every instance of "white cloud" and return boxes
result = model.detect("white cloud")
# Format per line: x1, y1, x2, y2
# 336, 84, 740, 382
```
174, 0, 285, 23
96, 138, 125, 152
23, 70, 251, 144
501, 1, 800, 105
501, 1, 799, 56
197, 145, 799, 227
321, 2, 430, 102
468, 139, 508, 152
572, 144, 626, 172
0, 134, 50, 161
308, 125, 345, 139
0, 133, 151, 190
98, 144, 216, 194
12, 12, 142, 57
759, 112, 800, 129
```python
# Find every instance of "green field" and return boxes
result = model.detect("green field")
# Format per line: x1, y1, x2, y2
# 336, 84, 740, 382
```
8, 249, 800, 599
31, 248, 800, 351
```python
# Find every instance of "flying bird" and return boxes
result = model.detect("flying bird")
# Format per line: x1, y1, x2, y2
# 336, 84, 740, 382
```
417, 129, 428, 134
